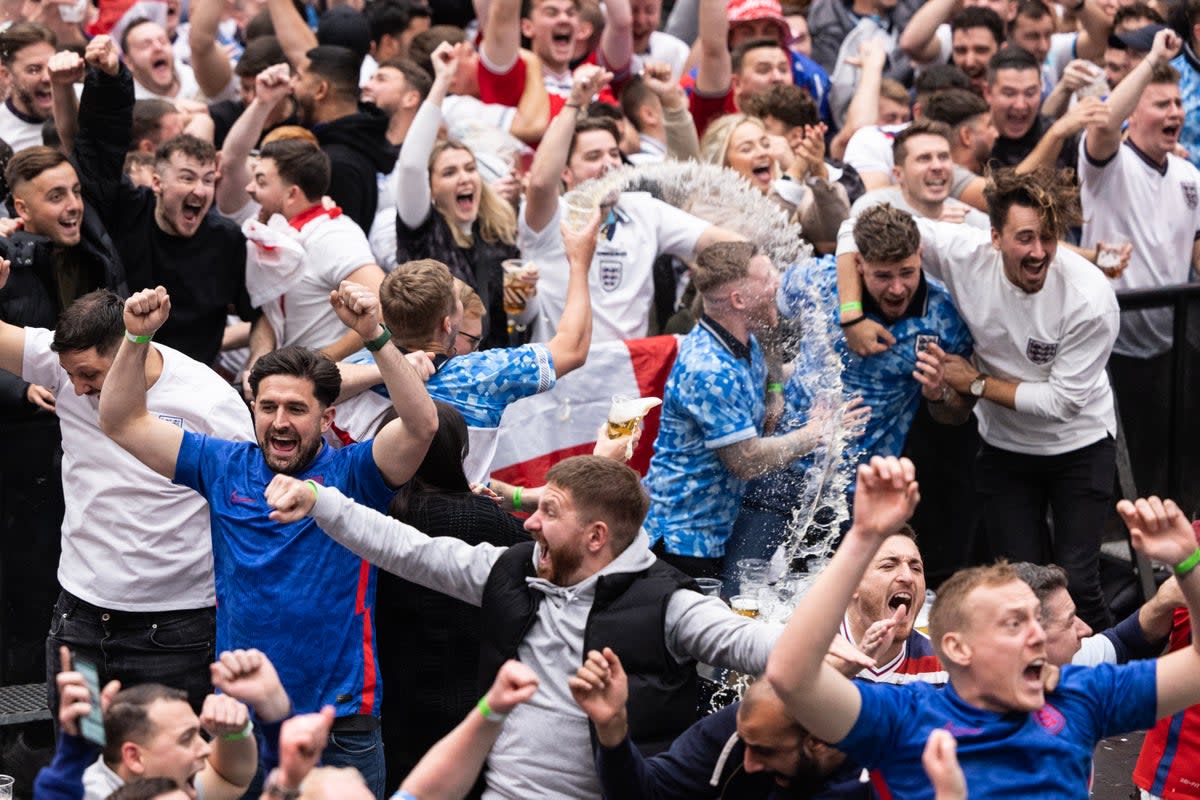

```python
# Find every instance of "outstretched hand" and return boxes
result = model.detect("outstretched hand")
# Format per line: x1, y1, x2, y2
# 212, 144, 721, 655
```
265, 473, 319, 523
124, 286, 171, 338
852, 456, 920, 539
1117, 496, 1199, 567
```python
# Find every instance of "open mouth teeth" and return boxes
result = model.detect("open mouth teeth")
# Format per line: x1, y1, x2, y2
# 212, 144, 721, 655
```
888, 592, 912, 611
752, 165, 772, 179
552, 32, 572, 43
1023, 658, 1045, 681
1164, 126, 1180, 135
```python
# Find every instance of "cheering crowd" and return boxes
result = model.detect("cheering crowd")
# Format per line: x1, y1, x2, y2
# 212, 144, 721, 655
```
0, 0, 1196, 794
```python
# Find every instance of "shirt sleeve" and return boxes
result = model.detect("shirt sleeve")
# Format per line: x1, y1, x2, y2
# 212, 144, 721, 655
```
649, 199, 710, 261
674, 361, 759, 449
173, 430, 223, 497
843, 127, 892, 176
335, 439, 396, 510
664, 589, 780, 671
834, 679, 915, 767
1059, 661, 1158, 742
20, 327, 63, 392
429, 345, 556, 428
477, 49, 526, 107
306, 223, 377, 287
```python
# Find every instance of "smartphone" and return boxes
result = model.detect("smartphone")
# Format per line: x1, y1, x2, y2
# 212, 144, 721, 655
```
73, 655, 106, 747
916, 334, 939, 355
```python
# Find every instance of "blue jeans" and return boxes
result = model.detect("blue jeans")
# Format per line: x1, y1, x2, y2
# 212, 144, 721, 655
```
323, 726, 386, 798
45, 591, 216, 714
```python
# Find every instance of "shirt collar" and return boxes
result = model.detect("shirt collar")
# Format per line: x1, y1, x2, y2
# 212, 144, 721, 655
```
860, 270, 929, 324
699, 314, 752, 361
1123, 137, 1169, 176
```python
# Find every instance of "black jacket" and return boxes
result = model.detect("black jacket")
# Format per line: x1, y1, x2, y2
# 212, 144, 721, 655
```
313, 105, 398, 231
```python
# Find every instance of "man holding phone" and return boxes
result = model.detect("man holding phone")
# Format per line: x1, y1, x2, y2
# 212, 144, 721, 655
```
34, 646, 292, 800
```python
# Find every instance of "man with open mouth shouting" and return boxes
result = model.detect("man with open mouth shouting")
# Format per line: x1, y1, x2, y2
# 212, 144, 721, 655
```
835, 166, 1121, 632
768, 455, 1200, 798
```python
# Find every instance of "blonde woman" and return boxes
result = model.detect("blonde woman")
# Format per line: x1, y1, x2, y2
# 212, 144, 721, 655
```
393, 41, 519, 349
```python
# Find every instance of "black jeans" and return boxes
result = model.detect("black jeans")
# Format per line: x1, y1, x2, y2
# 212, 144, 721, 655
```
975, 436, 1116, 630
45, 591, 215, 714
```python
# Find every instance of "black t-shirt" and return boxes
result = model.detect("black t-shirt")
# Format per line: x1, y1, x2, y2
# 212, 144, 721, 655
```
115, 188, 254, 366
988, 114, 1080, 176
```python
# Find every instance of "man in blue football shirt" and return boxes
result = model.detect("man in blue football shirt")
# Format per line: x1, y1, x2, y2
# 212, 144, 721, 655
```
766, 454, 1200, 799
97, 282, 437, 796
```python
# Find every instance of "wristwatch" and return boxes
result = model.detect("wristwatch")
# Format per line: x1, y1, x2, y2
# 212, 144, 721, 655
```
264, 781, 301, 800
969, 374, 987, 398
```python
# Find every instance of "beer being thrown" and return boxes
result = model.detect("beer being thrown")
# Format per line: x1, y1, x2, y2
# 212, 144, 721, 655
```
606, 395, 662, 439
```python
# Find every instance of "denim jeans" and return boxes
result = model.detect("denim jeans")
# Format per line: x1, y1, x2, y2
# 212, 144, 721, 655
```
45, 591, 215, 715
324, 726, 386, 798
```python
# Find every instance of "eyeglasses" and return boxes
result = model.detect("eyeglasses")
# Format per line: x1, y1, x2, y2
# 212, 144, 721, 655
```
457, 330, 482, 352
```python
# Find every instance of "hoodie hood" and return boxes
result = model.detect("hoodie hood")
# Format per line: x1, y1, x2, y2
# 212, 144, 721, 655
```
313, 104, 398, 174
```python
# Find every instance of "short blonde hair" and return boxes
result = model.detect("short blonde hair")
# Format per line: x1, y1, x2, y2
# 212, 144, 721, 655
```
261, 125, 320, 147
380, 259, 456, 344
454, 278, 485, 320
928, 561, 1021, 662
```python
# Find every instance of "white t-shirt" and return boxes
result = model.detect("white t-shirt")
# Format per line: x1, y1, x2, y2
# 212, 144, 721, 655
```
1079, 135, 1200, 358
133, 59, 202, 101
517, 191, 709, 342
849, 186, 990, 229
1044, 31, 1077, 87
843, 123, 910, 180
0, 99, 44, 153
22, 330, 253, 611
642, 31, 690, 80
837, 218, 1119, 455
279, 212, 376, 349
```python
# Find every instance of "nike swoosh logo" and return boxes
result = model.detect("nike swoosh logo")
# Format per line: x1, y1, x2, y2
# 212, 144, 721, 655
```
230, 490, 255, 505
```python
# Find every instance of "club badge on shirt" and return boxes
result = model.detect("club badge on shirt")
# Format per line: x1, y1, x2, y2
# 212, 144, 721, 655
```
1026, 338, 1058, 365
1183, 182, 1198, 210
915, 334, 939, 356
600, 259, 624, 291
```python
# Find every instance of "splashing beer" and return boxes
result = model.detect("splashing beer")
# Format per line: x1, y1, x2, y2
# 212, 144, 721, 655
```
606, 395, 662, 439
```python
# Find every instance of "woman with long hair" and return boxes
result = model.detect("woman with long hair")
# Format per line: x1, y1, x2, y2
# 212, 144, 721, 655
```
699, 113, 849, 253
391, 41, 519, 349
374, 401, 528, 789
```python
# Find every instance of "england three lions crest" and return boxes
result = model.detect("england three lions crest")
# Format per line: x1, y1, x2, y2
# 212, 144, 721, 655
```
1183, 182, 1198, 210
1025, 338, 1058, 365
599, 259, 623, 291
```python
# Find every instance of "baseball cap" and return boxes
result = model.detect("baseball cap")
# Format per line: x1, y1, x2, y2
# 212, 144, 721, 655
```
1107, 23, 1165, 53
727, 0, 792, 45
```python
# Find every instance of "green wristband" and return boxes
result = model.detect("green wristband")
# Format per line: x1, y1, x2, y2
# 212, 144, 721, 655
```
364, 325, 393, 352
1174, 547, 1200, 577
125, 330, 152, 344
305, 479, 319, 501
839, 301, 863, 315
477, 695, 507, 723
767, 383, 783, 393
512, 485, 523, 512
222, 718, 254, 741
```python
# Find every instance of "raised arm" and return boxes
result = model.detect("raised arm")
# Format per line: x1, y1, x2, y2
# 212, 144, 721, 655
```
695, 0, 730, 96
599, 0, 634, 78
1116, 497, 1200, 718
325, 281, 435, 485
267, 0, 317, 70
189, 0, 235, 99
1074, 0, 1116, 63
197, 694, 257, 798
545, 210, 598, 376
829, 41, 887, 161
524, 64, 611, 234
97, 287, 186, 479
265, 476, 499, 603
641, 61, 700, 160
509, 51, 552, 144
72, 36, 131, 221
399, 660, 538, 800
218, 63, 293, 216
1086, 29, 1181, 163
394, 42, 459, 229
898, 0, 957, 64
479, 0, 521, 71
48, 50, 83, 154
765, 456, 921, 743
1015, 96, 1107, 174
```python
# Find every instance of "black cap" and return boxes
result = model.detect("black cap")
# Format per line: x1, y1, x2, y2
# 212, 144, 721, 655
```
1108, 23, 1165, 52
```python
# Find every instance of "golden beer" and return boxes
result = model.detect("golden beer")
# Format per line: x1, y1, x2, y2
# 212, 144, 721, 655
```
606, 395, 662, 439
731, 595, 760, 618
502, 259, 531, 315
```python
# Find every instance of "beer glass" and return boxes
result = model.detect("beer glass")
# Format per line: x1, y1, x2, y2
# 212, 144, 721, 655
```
730, 595, 760, 618
501, 259, 533, 314
606, 395, 662, 439
562, 190, 598, 233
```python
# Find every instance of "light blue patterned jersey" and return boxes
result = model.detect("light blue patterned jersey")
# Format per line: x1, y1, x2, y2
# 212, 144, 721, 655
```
350, 344, 556, 428
643, 318, 768, 558
747, 256, 971, 508
1174, 47, 1200, 173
